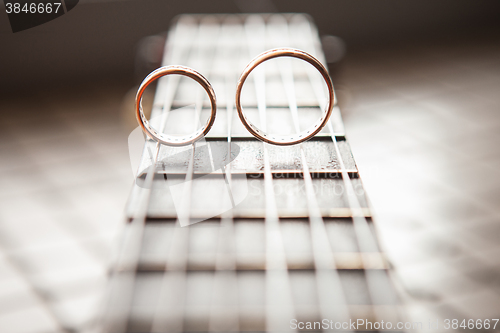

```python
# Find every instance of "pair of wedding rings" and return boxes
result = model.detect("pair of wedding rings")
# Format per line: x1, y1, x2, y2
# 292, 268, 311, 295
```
136, 48, 335, 147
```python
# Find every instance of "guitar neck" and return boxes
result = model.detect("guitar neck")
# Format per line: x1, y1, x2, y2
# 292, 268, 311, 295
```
104, 13, 403, 333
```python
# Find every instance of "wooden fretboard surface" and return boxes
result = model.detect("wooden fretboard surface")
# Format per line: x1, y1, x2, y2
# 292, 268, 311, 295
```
104, 14, 403, 333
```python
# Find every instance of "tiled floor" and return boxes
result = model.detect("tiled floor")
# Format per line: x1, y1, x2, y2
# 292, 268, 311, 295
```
0, 83, 133, 333
338, 36, 500, 328
0, 34, 499, 332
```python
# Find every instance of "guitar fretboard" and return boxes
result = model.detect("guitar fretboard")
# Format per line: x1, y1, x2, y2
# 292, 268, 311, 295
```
105, 14, 403, 333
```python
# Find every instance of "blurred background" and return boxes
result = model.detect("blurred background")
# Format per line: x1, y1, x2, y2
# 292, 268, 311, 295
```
1, 0, 500, 332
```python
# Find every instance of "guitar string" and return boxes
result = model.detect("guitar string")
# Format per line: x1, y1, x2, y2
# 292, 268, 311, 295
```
272, 14, 353, 330
208, 17, 241, 333
150, 18, 221, 333
102, 19, 196, 333
245, 15, 298, 332
296, 17, 400, 324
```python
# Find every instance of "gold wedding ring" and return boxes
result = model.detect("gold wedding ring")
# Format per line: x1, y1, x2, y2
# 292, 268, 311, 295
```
235, 48, 335, 146
136, 65, 217, 146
